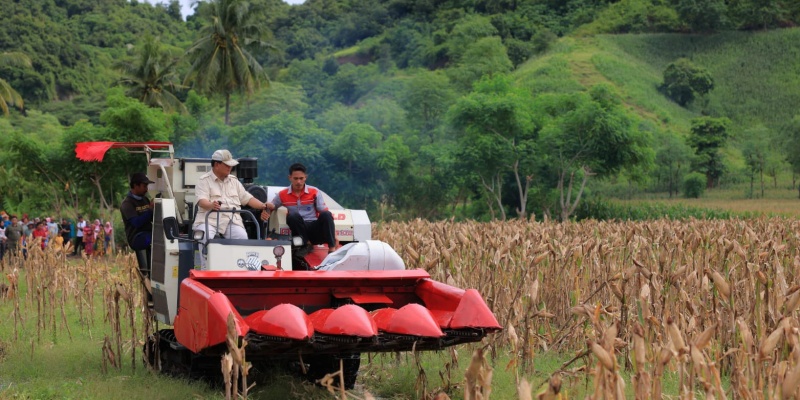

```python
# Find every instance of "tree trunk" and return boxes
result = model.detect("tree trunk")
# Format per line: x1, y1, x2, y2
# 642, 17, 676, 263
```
480, 173, 505, 221
558, 167, 591, 221
451, 187, 464, 216
225, 92, 231, 125
511, 160, 531, 219
90, 175, 113, 212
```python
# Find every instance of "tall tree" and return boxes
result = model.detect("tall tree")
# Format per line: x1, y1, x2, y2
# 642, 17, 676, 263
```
687, 117, 730, 189
674, 0, 728, 32
449, 74, 537, 219
448, 36, 513, 91
730, 0, 788, 29
654, 132, 694, 198
116, 35, 187, 114
401, 71, 455, 142
536, 84, 652, 221
0, 52, 32, 116
780, 115, 800, 197
184, 0, 272, 125
741, 136, 768, 198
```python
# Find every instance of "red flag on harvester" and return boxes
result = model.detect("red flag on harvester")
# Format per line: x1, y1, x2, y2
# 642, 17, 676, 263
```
75, 141, 116, 161
75, 141, 172, 162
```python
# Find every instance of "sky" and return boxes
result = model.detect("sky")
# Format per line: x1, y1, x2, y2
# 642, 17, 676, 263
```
144, 0, 305, 20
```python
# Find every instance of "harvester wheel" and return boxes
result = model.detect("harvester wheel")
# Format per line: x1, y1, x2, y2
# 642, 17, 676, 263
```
306, 353, 360, 390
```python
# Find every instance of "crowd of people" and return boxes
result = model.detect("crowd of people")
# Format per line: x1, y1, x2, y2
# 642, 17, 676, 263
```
0, 211, 114, 261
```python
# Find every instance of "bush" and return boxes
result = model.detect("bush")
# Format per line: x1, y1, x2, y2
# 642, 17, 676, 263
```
574, 197, 760, 221
682, 172, 706, 198
661, 58, 714, 106
531, 29, 557, 54
504, 38, 535, 67
575, 0, 681, 35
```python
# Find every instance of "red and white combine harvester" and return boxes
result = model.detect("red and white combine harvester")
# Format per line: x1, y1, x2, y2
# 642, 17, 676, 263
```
76, 141, 501, 388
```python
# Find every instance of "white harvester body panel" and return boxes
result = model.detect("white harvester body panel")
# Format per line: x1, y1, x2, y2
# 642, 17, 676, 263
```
152, 198, 181, 325
205, 240, 293, 271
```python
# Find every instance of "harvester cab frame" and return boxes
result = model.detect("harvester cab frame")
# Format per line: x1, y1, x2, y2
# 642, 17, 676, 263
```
75, 141, 501, 390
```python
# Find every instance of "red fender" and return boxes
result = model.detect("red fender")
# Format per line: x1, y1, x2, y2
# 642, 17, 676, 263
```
174, 278, 249, 353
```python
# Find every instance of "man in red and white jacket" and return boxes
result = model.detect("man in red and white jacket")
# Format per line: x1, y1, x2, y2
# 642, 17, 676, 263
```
265, 163, 336, 253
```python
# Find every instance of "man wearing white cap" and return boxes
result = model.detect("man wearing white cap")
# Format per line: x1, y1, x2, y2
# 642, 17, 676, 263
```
193, 149, 270, 269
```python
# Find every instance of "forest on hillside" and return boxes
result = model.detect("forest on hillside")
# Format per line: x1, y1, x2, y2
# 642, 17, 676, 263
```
2, 0, 800, 221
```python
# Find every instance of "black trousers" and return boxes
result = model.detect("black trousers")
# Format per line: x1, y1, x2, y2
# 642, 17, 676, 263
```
286, 211, 335, 247
73, 236, 84, 255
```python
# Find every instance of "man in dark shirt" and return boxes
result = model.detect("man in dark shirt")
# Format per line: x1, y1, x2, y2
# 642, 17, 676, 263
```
6, 216, 22, 258
59, 218, 71, 247
121, 172, 154, 251
120, 172, 154, 276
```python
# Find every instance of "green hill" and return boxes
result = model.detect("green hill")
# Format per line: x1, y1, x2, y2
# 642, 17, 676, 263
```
516, 29, 800, 137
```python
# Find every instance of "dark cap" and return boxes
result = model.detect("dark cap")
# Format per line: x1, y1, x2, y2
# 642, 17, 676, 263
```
130, 172, 155, 185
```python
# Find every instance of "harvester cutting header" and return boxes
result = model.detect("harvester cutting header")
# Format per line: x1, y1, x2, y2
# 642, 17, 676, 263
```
76, 141, 501, 389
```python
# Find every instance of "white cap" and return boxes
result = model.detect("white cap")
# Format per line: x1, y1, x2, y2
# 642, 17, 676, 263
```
211, 149, 239, 167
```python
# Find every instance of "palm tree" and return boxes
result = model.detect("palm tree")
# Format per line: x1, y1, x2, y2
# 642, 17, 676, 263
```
184, 0, 271, 125
0, 52, 32, 116
116, 36, 187, 114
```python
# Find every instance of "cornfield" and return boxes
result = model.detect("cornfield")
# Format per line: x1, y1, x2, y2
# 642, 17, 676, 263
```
5, 216, 800, 399
374, 217, 800, 399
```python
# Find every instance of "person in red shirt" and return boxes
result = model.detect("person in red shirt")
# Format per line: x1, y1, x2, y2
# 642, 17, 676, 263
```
265, 163, 336, 253
32, 221, 48, 250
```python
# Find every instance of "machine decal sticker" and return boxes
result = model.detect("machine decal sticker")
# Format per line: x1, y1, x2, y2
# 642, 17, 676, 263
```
237, 252, 265, 271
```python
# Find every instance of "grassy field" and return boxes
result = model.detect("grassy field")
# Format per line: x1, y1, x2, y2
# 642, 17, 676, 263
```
614, 186, 800, 217
7, 215, 800, 398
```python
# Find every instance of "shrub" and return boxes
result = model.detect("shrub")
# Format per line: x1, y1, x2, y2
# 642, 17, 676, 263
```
682, 172, 706, 198
661, 58, 714, 106
574, 197, 760, 221
531, 29, 557, 54
575, 0, 681, 35
504, 38, 535, 67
